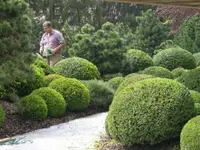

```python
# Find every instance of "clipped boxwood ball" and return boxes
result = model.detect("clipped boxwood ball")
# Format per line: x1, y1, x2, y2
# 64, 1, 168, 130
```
17, 94, 47, 120
181, 116, 200, 150
115, 73, 154, 96
171, 67, 188, 78
193, 52, 200, 66
43, 74, 65, 86
31, 87, 66, 118
49, 78, 90, 111
153, 47, 196, 70
177, 67, 200, 92
0, 105, 5, 127
140, 66, 174, 79
106, 78, 194, 145
122, 49, 153, 74
53, 57, 100, 80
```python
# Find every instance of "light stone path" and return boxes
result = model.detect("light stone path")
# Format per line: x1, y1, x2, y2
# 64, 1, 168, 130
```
0, 112, 107, 150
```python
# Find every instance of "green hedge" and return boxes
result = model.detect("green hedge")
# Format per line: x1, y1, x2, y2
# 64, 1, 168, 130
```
17, 94, 47, 120
49, 78, 90, 111
122, 49, 153, 74
181, 116, 200, 150
140, 66, 174, 79
153, 47, 196, 70
31, 87, 66, 117
53, 57, 100, 80
193, 52, 200, 66
106, 78, 194, 145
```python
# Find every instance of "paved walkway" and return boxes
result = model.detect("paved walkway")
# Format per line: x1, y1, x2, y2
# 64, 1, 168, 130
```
0, 112, 107, 150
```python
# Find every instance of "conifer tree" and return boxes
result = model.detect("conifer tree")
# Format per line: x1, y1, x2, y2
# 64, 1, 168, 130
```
133, 9, 170, 56
0, 0, 34, 86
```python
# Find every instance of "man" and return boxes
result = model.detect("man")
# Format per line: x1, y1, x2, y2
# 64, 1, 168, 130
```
39, 21, 65, 67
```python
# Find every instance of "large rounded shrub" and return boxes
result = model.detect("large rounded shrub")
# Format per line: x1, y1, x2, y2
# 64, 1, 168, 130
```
115, 73, 154, 96
43, 74, 65, 86
107, 77, 124, 91
177, 67, 200, 92
82, 80, 114, 109
17, 94, 47, 120
190, 90, 200, 115
181, 116, 200, 150
53, 57, 100, 80
49, 78, 90, 111
122, 49, 153, 74
140, 66, 174, 79
0, 105, 5, 127
31, 87, 66, 118
153, 47, 196, 70
106, 78, 194, 145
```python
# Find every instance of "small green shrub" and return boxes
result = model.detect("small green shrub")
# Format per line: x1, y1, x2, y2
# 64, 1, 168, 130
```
153, 47, 196, 70
171, 67, 188, 78
14, 65, 45, 97
190, 90, 200, 116
122, 49, 153, 74
17, 94, 47, 120
53, 57, 100, 80
82, 80, 114, 109
0, 85, 7, 99
140, 66, 174, 79
177, 67, 200, 92
106, 78, 194, 145
33, 55, 55, 75
181, 116, 200, 150
31, 87, 66, 118
0, 105, 5, 127
107, 77, 124, 91
43, 74, 65, 86
115, 73, 154, 96
49, 78, 90, 111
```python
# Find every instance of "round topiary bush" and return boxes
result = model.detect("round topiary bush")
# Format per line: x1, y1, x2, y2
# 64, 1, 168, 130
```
106, 78, 194, 145
171, 67, 188, 78
53, 57, 100, 80
177, 67, 200, 92
43, 74, 65, 86
122, 49, 153, 74
31, 87, 66, 118
17, 94, 47, 120
140, 66, 174, 79
180, 116, 200, 150
0, 105, 5, 127
190, 90, 200, 116
193, 52, 200, 66
115, 73, 154, 96
153, 47, 196, 70
82, 80, 114, 109
107, 76, 124, 91
49, 78, 90, 111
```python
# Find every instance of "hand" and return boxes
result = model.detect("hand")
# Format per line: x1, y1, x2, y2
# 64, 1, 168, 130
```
51, 49, 57, 55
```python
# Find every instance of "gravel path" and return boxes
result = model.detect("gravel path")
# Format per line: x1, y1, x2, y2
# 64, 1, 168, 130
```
0, 112, 107, 150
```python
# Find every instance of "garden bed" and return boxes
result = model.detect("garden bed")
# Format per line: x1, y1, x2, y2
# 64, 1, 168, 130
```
0, 100, 105, 139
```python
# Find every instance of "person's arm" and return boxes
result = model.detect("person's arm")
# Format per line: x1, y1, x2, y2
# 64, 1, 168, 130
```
51, 32, 65, 54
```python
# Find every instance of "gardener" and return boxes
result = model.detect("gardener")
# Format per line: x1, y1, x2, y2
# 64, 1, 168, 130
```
39, 21, 65, 67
